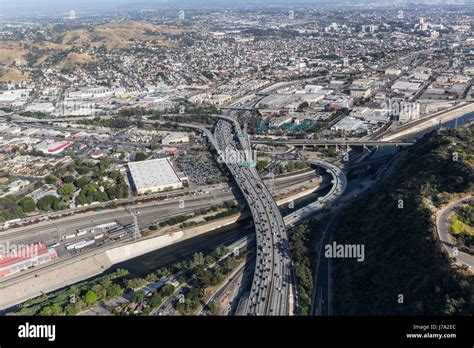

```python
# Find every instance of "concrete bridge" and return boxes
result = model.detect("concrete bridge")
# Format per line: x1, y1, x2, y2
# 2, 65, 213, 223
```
250, 139, 414, 147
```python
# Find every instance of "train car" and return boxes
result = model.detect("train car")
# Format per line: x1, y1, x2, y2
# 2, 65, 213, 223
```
65, 239, 95, 251
95, 222, 117, 230
62, 233, 77, 240
76, 230, 88, 237
94, 233, 105, 240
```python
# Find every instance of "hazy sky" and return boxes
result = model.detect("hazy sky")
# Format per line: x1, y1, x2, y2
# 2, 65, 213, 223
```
0, 0, 150, 12
0, 0, 463, 16
0, 0, 323, 15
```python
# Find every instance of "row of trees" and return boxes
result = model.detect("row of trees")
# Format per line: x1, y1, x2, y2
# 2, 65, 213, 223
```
14, 269, 129, 316
158, 201, 244, 229
289, 222, 316, 315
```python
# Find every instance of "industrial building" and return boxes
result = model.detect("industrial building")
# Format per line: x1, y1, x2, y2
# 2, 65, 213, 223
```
270, 115, 293, 128
34, 140, 73, 155
0, 243, 58, 277
128, 158, 184, 194
161, 132, 190, 145
331, 117, 366, 133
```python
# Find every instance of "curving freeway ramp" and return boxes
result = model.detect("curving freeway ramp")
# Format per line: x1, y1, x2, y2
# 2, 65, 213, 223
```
284, 159, 347, 229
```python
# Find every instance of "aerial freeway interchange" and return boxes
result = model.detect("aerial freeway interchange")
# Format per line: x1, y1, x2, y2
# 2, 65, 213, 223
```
0, 109, 386, 313
0, 109, 354, 314
213, 115, 291, 316
0, 98, 406, 315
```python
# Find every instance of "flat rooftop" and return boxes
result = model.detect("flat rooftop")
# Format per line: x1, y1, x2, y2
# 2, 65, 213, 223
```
128, 158, 181, 190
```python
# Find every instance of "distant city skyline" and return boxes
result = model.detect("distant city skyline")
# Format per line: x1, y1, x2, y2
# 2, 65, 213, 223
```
1, 0, 470, 16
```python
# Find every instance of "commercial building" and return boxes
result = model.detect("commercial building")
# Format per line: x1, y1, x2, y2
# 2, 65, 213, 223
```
385, 68, 402, 76
391, 81, 421, 92
25, 103, 55, 113
128, 158, 184, 194
331, 117, 366, 133
0, 243, 58, 277
161, 132, 190, 145
34, 141, 73, 155
270, 115, 293, 128
326, 97, 353, 110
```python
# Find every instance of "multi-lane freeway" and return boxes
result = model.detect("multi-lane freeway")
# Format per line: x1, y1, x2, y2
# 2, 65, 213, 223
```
213, 117, 291, 315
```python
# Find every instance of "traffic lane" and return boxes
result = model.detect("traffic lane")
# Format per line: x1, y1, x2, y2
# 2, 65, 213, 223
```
215, 119, 288, 315
312, 212, 339, 316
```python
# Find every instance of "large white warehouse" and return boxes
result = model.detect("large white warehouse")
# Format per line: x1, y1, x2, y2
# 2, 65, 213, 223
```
128, 158, 183, 194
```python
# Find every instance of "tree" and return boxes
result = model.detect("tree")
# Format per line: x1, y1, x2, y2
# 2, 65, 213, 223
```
256, 160, 268, 172
62, 175, 74, 183
84, 290, 98, 305
110, 170, 121, 181
209, 302, 218, 314
39, 306, 53, 316
115, 268, 129, 278
133, 290, 146, 303
58, 183, 75, 200
160, 284, 175, 297
74, 177, 89, 189
44, 175, 57, 185
125, 278, 147, 290
204, 255, 216, 266
192, 252, 205, 267
19, 197, 36, 213
91, 284, 107, 300
149, 291, 162, 308
194, 267, 213, 288
36, 195, 61, 211
64, 303, 80, 315
298, 101, 309, 111
134, 152, 148, 161
98, 158, 112, 171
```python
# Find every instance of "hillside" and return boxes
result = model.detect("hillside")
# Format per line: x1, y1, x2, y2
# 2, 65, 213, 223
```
332, 124, 474, 315
0, 21, 187, 81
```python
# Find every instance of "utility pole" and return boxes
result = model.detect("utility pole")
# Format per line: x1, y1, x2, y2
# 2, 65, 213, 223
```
132, 211, 140, 240
126, 207, 141, 240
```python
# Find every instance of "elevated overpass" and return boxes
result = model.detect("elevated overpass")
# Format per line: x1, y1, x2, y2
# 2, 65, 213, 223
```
284, 159, 347, 229
251, 139, 414, 147
219, 106, 254, 112
213, 116, 290, 316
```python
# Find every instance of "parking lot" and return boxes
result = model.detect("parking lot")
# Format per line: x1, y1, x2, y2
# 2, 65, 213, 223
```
177, 150, 226, 185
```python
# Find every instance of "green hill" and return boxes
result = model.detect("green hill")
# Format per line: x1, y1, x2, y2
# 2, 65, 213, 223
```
332, 125, 474, 315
